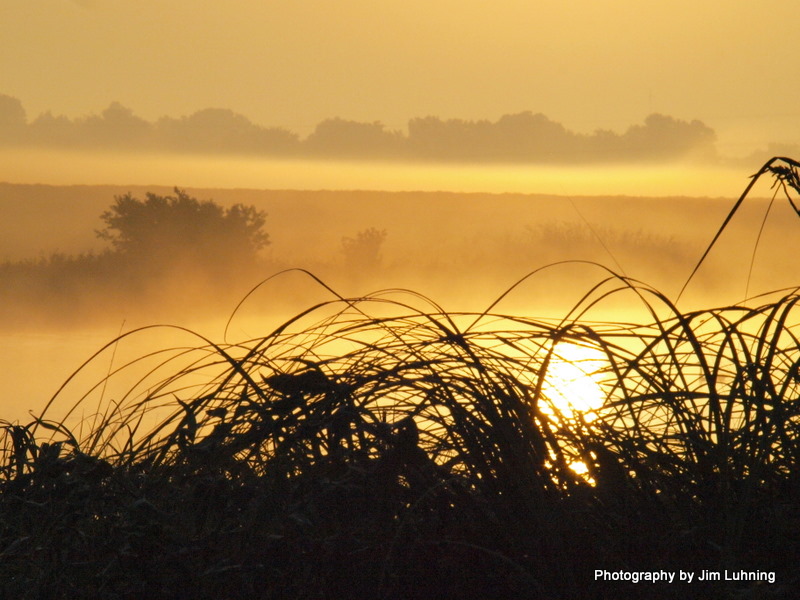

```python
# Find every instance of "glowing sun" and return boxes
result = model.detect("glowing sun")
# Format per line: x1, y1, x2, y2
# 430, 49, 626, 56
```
541, 341, 608, 422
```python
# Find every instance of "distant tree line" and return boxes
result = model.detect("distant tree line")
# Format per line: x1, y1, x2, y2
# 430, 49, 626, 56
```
0, 94, 717, 163
0, 188, 397, 325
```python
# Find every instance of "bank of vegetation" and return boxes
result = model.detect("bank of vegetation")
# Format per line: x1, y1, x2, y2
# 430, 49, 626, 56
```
1, 185, 709, 329
0, 93, 720, 164
1, 159, 799, 598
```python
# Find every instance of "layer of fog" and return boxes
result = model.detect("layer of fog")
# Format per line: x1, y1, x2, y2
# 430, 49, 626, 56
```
3, 176, 800, 424
0, 147, 759, 201
3, 179, 797, 318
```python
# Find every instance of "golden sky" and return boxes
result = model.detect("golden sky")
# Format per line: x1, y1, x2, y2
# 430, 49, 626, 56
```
3, 1, 799, 157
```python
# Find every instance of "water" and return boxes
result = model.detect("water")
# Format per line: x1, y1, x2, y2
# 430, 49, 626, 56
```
2, 154, 798, 426
0, 328, 118, 423
0, 319, 233, 426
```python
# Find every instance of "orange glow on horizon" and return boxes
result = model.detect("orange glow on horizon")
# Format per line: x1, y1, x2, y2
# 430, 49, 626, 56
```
0, 148, 750, 198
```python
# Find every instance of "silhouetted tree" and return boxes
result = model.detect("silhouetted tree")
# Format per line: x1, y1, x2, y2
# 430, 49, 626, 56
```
407, 112, 582, 162
304, 118, 405, 158
341, 227, 387, 272
0, 94, 27, 143
618, 113, 717, 160
28, 111, 76, 147
155, 108, 300, 154
96, 188, 269, 275
78, 102, 153, 148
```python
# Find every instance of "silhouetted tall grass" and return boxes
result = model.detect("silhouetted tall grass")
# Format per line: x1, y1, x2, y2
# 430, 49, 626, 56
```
2, 159, 799, 599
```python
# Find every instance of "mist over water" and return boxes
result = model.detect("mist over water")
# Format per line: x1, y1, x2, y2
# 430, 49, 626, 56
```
0, 148, 752, 197
2, 155, 800, 424
5, 5, 800, 590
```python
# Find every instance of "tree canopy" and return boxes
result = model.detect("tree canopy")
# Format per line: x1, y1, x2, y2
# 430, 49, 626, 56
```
96, 188, 269, 273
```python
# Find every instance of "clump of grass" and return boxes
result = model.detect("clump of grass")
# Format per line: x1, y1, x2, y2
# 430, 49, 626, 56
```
2, 159, 800, 599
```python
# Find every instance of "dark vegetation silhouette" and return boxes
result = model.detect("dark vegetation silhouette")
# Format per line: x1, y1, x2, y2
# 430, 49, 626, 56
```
0, 189, 272, 325
340, 227, 387, 273
1, 159, 800, 598
3, 184, 715, 327
95, 187, 269, 274
0, 93, 721, 163
678, 156, 800, 300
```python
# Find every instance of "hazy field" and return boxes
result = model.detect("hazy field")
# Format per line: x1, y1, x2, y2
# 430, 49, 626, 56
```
3, 176, 800, 423
3, 167, 800, 597
6, 3, 800, 595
